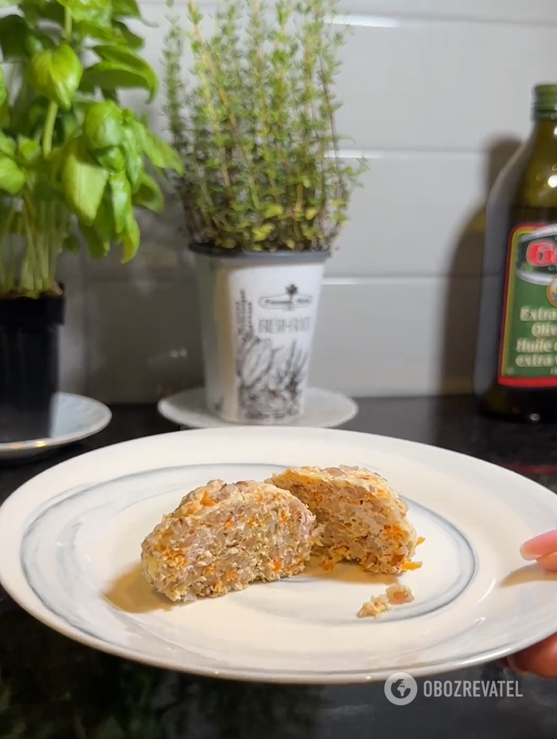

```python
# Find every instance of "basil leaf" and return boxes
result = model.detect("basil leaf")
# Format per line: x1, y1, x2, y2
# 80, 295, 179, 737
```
0, 14, 29, 60
133, 172, 163, 213
94, 197, 116, 243
76, 20, 120, 42
92, 44, 141, 65
81, 61, 156, 101
0, 66, 6, 108
91, 45, 157, 99
24, 28, 53, 56
62, 139, 109, 224
79, 197, 116, 258
109, 170, 131, 233
121, 210, 139, 262
79, 221, 107, 258
79, 198, 115, 259
0, 100, 9, 130
28, 43, 83, 110
26, 98, 48, 131
60, 110, 79, 139
0, 132, 15, 158
112, 0, 140, 18
17, 135, 41, 165
56, 0, 110, 13
120, 125, 142, 191
139, 128, 183, 174
93, 145, 125, 171
84, 101, 123, 149
21, 1, 65, 25
113, 21, 143, 49
125, 113, 145, 142
0, 156, 26, 194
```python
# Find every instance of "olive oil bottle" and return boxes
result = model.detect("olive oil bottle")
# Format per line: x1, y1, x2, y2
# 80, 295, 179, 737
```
475, 84, 557, 421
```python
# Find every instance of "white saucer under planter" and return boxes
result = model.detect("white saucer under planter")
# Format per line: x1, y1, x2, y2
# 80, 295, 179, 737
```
0, 393, 111, 462
157, 386, 358, 429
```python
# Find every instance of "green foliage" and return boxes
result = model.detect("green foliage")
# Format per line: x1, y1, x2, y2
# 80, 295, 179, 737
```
164, 0, 366, 253
28, 44, 83, 110
0, 0, 184, 298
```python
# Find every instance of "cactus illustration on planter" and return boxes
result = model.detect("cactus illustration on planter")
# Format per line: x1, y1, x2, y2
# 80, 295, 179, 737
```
235, 291, 309, 421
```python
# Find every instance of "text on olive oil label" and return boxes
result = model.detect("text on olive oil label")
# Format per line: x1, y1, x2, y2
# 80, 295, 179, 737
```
499, 223, 557, 387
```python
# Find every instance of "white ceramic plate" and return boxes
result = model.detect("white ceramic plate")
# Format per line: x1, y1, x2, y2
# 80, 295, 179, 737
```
157, 386, 358, 429
1, 426, 557, 684
0, 393, 112, 461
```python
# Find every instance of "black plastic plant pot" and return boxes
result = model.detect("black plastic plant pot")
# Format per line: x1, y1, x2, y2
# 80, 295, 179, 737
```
0, 290, 65, 444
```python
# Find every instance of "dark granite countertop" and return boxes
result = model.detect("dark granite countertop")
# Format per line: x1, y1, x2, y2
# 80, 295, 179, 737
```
2, 396, 557, 739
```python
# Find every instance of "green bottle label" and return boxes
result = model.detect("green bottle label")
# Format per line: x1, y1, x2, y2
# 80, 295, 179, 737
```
499, 223, 557, 387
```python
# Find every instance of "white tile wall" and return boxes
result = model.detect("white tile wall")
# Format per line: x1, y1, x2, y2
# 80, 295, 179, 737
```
58, 0, 557, 401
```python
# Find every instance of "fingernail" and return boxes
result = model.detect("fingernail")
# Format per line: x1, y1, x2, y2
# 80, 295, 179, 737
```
520, 530, 557, 560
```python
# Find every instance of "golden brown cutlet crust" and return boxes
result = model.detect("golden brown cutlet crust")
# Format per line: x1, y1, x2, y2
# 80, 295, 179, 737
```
141, 479, 317, 602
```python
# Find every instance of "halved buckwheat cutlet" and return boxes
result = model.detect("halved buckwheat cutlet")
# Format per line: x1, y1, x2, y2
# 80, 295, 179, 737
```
141, 479, 318, 602
268, 466, 419, 574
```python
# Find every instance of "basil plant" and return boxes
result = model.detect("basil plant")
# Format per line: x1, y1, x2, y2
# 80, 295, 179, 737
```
0, 0, 183, 298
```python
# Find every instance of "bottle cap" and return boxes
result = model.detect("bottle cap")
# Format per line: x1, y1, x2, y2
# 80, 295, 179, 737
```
534, 84, 557, 113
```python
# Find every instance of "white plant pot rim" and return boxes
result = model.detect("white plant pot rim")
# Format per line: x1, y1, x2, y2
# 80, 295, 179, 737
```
189, 243, 331, 264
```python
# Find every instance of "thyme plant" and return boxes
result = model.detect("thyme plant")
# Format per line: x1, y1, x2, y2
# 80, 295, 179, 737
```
164, 0, 365, 253
0, 0, 184, 299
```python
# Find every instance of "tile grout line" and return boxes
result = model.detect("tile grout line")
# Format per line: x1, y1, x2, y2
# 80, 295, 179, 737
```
327, 12, 557, 31
322, 274, 482, 285
137, 3, 557, 32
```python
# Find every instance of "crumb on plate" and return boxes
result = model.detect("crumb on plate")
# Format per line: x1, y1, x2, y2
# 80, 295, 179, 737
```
357, 583, 414, 619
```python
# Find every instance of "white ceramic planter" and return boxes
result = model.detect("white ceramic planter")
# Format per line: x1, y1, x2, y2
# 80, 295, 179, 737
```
194, 249, 328, 424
